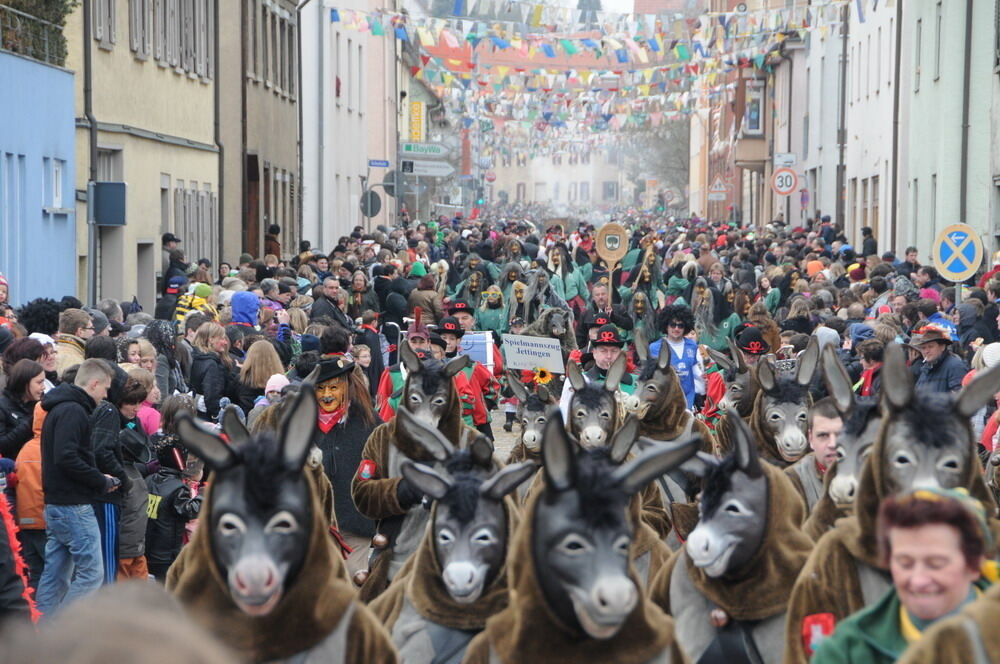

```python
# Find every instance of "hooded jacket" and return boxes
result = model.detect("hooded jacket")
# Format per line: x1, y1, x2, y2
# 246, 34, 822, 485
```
189, 349, 236, 420
649, 463, 813, 664
462, 485, 688, 664
0, 390, 35, 458
40, 382, 108, 505
782, 409, 996, 663
54, 334, 85, 378
168, 469, 398, 663
371, 495, 520, 663
229, 291, 260, 327
14, 403, 46, 530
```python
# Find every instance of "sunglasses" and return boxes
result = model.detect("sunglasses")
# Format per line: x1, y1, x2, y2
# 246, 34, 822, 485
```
667, 322, 685, 328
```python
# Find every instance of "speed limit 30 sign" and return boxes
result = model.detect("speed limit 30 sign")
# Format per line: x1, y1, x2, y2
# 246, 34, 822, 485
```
771, 168, 798, 197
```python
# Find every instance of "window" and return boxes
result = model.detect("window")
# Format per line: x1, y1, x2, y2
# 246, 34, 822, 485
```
888, 18, 894, 86
602, 181, 618, 202
915, 19, 922, 91
872, 175, 880, 231
130, 0, 152, 58
97, 149, 123, 181
569, 182, 577, 202
52, 159, 64, 208
288, 22, 296, 97
262, 4, 270, 85
861, 179, 869, 229
154, 0, 166, 63
278, 18, 286, 92
247, 0, 257, 78
347, 37, 354, 111
580, 181, 590, 201
934, 2, 942, 80
94, 0, 117, 50
516, 182, 525, 202
271, 10, 278, 91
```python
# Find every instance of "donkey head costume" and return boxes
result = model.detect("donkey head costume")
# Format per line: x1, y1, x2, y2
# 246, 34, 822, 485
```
566, 353, 626, 448
506, 374, 556, 464
783, 343, 1000, 663
749, 340, 819, 467
650, 412, 813, 664
166, 386, 395, 662
462, 415, 696, 664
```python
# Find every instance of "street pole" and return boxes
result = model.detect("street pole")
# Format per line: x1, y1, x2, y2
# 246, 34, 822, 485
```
835, 2, 849, 232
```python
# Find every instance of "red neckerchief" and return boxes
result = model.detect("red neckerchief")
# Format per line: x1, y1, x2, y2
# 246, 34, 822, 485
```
815, 458, 828, 476
317, 405, 347, 433
361, 324, 378, 334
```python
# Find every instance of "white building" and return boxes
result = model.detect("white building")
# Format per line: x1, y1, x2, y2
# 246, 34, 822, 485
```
844, 1, 896, 253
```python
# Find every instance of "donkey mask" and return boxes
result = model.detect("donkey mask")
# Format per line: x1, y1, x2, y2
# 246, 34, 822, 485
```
176, 390, 317, 617
821, 345, 880, 504
507, 373, 556, 453
879, 343, 1000, 493
753, 339, 818, 463
400, 460, 536, 603
566, 353, 627, 448
400, 340, 470, 428
709, 338, 758, 417
534, 416, 700, 638
684, 412, 768, 578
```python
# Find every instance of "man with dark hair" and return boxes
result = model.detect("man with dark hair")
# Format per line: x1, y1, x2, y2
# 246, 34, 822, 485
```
264, 224, 281, 258
35, 359, 117, 615
650, 305, 703, 409
311, 277, 351, 328
899, 246, 920, 278
915, 298, 958, 339
914, 265, 942, 292
857, 338, 885, 397
786, 397, 843, 514
860, 227, 877, 258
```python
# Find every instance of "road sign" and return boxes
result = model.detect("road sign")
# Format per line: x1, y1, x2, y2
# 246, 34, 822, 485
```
401, 159, 455, 178
663, 189, 676, 203
932, 223, 984, 283
401, 142, 450, 158
771, 168, 798, 197
707, 176, 728, 201
360, 190, 382, 218
596, 222, 628, 266
485, 171, 497, 183
368, 159, 389, 168
774, 152, 797, 168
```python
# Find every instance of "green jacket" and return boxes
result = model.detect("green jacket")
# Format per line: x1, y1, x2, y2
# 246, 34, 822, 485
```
764, 287, 781, 315
812, 581, 990, 664
698, 312, 742, 352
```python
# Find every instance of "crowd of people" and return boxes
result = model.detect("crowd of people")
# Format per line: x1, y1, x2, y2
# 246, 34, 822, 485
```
0, 209, 999, 662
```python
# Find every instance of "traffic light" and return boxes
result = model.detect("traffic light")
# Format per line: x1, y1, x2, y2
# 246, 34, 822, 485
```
475, 186, 485, 206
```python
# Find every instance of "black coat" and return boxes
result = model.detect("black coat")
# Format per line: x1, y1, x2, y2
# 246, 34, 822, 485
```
189, 349, 237, 420
40, 383, 107, 505
91, 404, 131, 506
0, 392, 34, 458
145, 466, 201, 567
314, 407, 381, 537
310, 294, 352, 329
236, 381, 264, 416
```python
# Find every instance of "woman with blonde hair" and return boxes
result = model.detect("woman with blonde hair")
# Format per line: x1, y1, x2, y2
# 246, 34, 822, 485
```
287, 307, 308, 334
189, 322, 236, 421
236, 340, 284, 414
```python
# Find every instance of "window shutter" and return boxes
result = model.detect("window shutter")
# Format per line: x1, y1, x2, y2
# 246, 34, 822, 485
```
205, 0, 214, 80
108, 0, 117, 46
195, 0, 205, 77
174, 186, 184, 238
129, 0, 139, 51
143, 0, 153, 56
153, 0, 164, 62
94, 0, 106, 42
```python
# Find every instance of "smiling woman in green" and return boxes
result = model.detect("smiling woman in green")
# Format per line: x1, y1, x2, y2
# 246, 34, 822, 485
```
811, 488, 994, 664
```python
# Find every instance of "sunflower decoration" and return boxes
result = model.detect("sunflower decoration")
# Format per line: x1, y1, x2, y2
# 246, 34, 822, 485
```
533, 367, 553, 385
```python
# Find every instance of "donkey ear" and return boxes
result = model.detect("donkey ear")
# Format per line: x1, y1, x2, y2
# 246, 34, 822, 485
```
222, 406, 250, 447
706, 346, 734, 372
443, 353, 471, 377
727, 337, 748, 374
604, 352, 627, 392
727, 409, 763, 478
756, 358, 777, 393
400, 340, 423, 373
537, 384, 556, 405
278, 383, 318, 471
822, 345, 855, 415
506, 371, 529, 402
567, 360, 586, 392
176, 414, 239, 472
480, 461, 537, 501
881, 343, 914, 411
395, 404, 455, 461
469, 434, 495, 469
634, 327, 650, 364
796, 336, 820, 387
681, 451, 717, 478
612, 436, 701, 496
956, 364, 1000, 418
608, 414, 640, 464
541, 412, 576, 492
400, 460, 451, 501
657, 341, 673, 371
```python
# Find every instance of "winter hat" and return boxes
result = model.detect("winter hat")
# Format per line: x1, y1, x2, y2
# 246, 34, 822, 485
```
591, 324, 625, 348
194, 283, 213, 299
806, 260, 825, 277
238, 253, 254, 265
919, 288, 941, 303
28, 332, 55, 348
439, 316, 465, 337
265, 373, 290, 394
409, 262, 427, 277
0, 273, 7, 289
299, 334, 320, 354
982, 343, 1000, 369
813, 326, 841, 350
85, 308, 110, 335
849, 323, 875, 347
736, 325, 769, 355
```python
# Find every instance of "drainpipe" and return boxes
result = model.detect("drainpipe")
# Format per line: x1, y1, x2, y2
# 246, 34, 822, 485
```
785, 49, 793, 226
835, 2, 849, 232
84, 0, 98, 306
959, 0, 973, 224
296, 0, 312, 247
296, 0, 322, 249
890, 0, 902, 249
215, 0, 224, 263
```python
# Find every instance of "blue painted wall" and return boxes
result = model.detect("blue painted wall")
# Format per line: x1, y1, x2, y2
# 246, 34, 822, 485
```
0, 51, 76, 306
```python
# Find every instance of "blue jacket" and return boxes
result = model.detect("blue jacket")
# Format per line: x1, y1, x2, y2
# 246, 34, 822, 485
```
230, 291, 259, 327
915, 350, 967, 393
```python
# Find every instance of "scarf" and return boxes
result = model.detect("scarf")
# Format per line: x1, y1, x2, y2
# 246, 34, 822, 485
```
317, 406, 347, 433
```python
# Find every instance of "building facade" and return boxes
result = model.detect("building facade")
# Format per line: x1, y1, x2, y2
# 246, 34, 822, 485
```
65, 0, 221, 308
219, 0, 301, 263
0, 8, 77, 305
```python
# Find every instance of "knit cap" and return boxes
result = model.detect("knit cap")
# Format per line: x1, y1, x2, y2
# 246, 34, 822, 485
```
194, 283, 213, 299
265, 373, 290, 394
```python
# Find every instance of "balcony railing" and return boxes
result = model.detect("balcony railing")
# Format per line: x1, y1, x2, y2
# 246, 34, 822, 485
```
0, 4, 67, 67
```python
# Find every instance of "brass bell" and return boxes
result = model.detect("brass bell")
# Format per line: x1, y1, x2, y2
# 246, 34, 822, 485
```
352, 570, 369, 587
709, 609, 729, 628
372, 534, 389, 549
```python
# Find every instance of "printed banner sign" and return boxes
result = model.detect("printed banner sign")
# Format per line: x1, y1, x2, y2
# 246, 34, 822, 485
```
501, 334, 565, 373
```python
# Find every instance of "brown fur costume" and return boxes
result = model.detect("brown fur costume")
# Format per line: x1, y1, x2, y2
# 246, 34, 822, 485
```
462, 485, 688, 664
167, 470, 397, 662
649, 463, 813, 621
